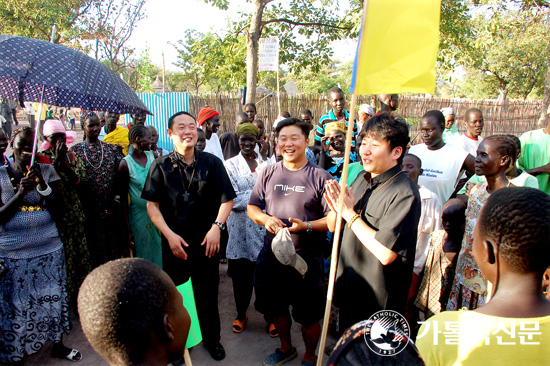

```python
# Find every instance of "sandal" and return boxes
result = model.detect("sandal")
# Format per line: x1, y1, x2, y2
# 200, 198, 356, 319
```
268, 323, 279, 338
263, 347, 297, 366
232, 315, 248, 333
54, 348, 82, 362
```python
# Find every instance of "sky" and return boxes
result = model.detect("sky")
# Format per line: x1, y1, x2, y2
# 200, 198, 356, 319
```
127, 0, 357, 72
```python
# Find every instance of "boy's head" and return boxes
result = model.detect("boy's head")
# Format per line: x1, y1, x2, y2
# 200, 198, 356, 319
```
474, 187, 550, 282
235, 112, 249, 129
401, 154, 422, 185
253, 119, 265, 138
441, 199, 467, 235
78, 258, 191, 366
196, 129, 206, 151
328, 87, 345, 113
359, 113, 410, 176
464, 108, 484, 139
244, 103, 257, 122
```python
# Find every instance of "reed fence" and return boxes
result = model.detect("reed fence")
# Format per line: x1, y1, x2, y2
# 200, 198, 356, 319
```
189, 93, 544, 139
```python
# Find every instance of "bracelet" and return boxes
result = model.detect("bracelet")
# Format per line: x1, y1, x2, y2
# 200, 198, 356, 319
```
36, 184, 52, 196
348, 213, 361, 228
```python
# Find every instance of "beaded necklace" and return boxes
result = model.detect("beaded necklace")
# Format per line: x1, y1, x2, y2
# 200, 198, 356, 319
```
84, 140, 104, 170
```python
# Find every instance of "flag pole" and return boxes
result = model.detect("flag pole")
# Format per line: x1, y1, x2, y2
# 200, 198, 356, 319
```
316, 93, 357, 366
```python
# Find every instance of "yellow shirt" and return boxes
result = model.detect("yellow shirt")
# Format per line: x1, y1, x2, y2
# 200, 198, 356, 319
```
103, 126, 130, 155
32, 103, 48, 121
416, 310, 550, 365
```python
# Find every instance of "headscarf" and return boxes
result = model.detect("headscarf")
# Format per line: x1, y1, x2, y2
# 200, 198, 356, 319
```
359, 104, 374, 116
441, 107, 455, 117
42, 119, 77, 150
198, 107, 219, 126
324, 121, 346, 134
236, 122, 259, 137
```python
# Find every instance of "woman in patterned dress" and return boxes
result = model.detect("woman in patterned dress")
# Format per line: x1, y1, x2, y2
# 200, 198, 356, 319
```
117, 125, 162, 267
446, 135, 515, 310
223, 123, 274, 335
70, 112, 125, 268
41, 119, 91, 309
0, 127, 81, 364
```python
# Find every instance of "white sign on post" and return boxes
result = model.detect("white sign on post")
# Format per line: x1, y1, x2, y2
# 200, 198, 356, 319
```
258, 38, 279, 72
284, 80, 299, 95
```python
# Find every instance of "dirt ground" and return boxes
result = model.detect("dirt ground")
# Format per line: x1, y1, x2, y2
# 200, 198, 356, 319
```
24, 262, 337, 366
7, 117, 337, 366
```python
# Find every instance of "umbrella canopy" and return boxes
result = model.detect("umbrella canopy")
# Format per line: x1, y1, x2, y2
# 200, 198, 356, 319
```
0, 34, 151, 115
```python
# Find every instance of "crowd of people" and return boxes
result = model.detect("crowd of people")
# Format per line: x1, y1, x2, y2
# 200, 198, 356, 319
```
0, 87, 549, 365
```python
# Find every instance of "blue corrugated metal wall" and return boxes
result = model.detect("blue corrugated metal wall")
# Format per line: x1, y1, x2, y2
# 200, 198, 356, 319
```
126, 92, 190, 151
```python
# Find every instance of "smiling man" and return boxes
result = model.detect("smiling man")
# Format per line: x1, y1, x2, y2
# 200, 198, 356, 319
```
198, 106, 224, 161
142, 111, 235, 361
248, 118, 332, 366
325, 113, 421, 332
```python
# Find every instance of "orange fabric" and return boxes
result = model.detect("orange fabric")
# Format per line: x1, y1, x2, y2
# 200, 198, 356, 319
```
198, 107, 219, 126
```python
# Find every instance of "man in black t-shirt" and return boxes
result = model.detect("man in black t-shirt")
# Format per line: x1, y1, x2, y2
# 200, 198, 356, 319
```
248, 118, 332, 366
325, 113, 421, 332
142, 111, 235, 361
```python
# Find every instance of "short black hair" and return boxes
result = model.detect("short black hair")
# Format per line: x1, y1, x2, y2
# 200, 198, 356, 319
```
483, 135, 515, 163
78, 258, 176, 365
275, 117, 310, 137
465, 107, 482, 121
360, 113, 410, 163
422, 110, 445, 130
479, 187, 550, 274
328, 86, 344, 96
404, 153, 422, 168
168, 111, 196, 130
244, 102, 257, 112
128, 125, 151, 144
236, 112, 249, 124
299, 109, 313, 117
10, 126, 34, 148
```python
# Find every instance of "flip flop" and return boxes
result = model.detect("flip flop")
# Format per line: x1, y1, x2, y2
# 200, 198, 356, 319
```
268, 323, 279, 338
263, 347, 297, 366
64, 349, 82, 362
232, 315, 248, 333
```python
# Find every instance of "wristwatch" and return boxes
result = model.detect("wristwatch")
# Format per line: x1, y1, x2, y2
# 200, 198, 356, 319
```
213, 222, 226, 231
306, 221, 312, 233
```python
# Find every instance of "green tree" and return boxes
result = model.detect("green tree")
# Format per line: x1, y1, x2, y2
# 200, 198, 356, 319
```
0, 0, 93, 43
202, 0, 353, 103
173, 29, 246, 94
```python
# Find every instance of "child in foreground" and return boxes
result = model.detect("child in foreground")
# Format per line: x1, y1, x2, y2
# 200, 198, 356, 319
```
78, 258, 191, 366
416, 187, 550, 365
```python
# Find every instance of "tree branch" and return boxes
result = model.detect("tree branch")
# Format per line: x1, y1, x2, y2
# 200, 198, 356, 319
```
261, 18, 351, 30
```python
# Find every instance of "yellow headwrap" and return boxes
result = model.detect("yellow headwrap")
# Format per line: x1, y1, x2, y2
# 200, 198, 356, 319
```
324, 121, 346, 134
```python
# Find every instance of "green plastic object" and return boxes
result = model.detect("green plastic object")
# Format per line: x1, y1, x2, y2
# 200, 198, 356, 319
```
177, 278, 202, 348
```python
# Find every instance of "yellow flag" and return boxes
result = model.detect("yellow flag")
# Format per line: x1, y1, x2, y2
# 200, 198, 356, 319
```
350, 0, 441, 95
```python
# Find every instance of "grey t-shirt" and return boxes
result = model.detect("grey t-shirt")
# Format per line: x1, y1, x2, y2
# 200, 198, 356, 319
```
248, 161, 332, 253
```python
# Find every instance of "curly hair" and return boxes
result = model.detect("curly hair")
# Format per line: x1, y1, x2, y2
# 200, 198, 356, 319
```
78, 258, 176, 365
479, 187, 550, 274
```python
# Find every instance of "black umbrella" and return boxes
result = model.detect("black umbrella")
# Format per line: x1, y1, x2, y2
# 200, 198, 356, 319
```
0, 34, 151, 164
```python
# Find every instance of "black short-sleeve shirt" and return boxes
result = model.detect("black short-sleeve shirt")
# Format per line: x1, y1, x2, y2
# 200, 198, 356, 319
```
142, 150, 236, 242
336, 164, 421, 316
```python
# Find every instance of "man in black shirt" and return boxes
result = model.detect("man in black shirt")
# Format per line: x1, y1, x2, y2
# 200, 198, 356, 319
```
142, 111, 235, 361
325, 113, 421, 332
